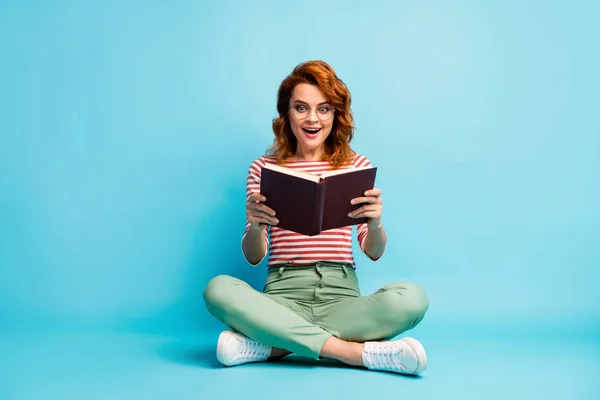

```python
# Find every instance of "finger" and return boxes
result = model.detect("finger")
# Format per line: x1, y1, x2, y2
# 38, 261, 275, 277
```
249, 218, 274, 227
350, 197, 373, 205
348, 204, 380, 218
249, 211, 279, 225
349, 204, 381, 218
253, 217, 279, 226
364, 188, 381, 197
352, 211, 381, 219
261, 204, 277, 216
350, 196, 381, 205
248, 202, 277, 216
248, 193, 267, 202
260, 216, 279, 226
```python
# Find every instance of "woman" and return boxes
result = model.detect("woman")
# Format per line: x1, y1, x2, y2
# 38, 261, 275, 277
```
203, 60, 429, 375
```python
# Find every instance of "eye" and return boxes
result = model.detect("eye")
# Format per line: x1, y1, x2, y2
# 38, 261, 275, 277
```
295, 105, 308, 112
318, 106, 332, 114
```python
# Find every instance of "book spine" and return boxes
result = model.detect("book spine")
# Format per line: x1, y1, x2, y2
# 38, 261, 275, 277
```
310, 181, 327, 236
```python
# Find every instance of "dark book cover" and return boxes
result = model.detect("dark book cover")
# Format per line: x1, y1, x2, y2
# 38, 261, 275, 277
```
260, 164, 377, 236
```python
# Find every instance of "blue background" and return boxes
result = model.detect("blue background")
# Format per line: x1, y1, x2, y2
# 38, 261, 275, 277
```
1, 1, 599, 399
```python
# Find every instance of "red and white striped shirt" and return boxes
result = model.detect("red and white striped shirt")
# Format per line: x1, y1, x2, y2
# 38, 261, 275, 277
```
243, 153, 374, 268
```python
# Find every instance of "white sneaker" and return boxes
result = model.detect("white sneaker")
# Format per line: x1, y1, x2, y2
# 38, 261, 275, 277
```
362, 337, 427, 375
216, 330, 272, 367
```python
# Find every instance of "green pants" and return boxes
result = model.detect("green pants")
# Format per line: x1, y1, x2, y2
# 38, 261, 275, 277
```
203, 262, 429, 360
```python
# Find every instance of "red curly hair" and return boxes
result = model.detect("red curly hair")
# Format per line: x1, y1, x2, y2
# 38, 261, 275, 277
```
266, 60, 355, 169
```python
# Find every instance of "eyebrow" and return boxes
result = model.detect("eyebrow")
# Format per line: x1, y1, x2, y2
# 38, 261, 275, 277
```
292, 100, 331, 105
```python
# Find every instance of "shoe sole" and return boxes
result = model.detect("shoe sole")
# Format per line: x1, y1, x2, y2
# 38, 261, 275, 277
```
402, 337, 428, 375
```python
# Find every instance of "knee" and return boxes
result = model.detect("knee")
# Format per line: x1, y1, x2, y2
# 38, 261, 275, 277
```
380, 282, 429, 319
203, 275, 235, 309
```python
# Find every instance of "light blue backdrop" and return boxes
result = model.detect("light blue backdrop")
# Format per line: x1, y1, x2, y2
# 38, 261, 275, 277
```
1, 0, 598, 338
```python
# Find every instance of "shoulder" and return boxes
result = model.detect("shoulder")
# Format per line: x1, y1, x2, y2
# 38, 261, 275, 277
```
247, 155, 276, 179
248, 155, 273, 169
352, 153, 372, 168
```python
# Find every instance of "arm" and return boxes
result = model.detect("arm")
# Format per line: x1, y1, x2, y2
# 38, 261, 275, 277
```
242, 192, 278, 265
363, 217, 387, 261
350, 188, 387, 261
242, 159, 279, 266
242, 225, 269, 266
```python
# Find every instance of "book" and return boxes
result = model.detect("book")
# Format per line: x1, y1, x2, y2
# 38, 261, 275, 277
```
259, 163, 378, 236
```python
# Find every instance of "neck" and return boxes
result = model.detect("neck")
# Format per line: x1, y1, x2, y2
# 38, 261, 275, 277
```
291, 146, 325, 162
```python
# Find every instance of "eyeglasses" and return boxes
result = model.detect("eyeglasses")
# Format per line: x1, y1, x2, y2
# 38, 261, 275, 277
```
289, 104, 336, 121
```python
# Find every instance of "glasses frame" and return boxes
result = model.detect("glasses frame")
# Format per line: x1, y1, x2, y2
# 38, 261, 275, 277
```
288, 104, 336, 121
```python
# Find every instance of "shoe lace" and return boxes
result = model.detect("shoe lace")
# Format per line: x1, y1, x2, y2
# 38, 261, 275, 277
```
240, 337, 270, 360
366, 342, 407, 370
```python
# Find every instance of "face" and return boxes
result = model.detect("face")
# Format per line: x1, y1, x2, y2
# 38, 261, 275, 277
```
288, 83, 335, 158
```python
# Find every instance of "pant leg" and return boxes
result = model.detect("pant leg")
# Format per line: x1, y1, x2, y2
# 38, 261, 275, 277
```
316, 281, 429, 343
203, 274, 332, 359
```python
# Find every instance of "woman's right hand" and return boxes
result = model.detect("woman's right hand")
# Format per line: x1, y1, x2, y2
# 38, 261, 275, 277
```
246, 193, 279, 230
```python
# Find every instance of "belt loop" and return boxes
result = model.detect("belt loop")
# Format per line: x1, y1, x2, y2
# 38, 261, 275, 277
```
278, 266, 285, 277
341, 264, 348, 277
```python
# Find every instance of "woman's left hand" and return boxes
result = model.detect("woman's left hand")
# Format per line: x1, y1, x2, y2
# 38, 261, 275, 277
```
349, 188, 383, 228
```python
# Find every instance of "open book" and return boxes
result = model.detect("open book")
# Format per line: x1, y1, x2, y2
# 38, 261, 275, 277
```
260, 163, 378, 236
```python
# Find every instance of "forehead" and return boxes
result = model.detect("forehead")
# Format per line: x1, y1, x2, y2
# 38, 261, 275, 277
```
291, 83, 328, 104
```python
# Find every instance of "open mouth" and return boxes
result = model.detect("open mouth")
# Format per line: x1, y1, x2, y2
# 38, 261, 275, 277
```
302, 127, 321, 137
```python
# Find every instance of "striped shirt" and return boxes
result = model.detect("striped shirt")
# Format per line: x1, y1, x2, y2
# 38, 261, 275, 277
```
243, 153, 374, 268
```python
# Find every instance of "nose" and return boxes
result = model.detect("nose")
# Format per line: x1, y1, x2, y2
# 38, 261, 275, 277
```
307, 107, 318, 122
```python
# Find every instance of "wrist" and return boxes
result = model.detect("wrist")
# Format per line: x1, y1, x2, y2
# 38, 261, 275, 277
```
249, 224, 266, 233
367, 218, 383, 230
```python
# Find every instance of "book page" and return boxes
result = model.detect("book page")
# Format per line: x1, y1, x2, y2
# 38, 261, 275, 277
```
320, 165, 376, 179
262, 163, 321, 183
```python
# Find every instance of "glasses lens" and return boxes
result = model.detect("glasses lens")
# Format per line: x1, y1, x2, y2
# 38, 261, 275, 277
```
290, 106, 307, 120
290, 105, 335, 120
318, 107, 334, 120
